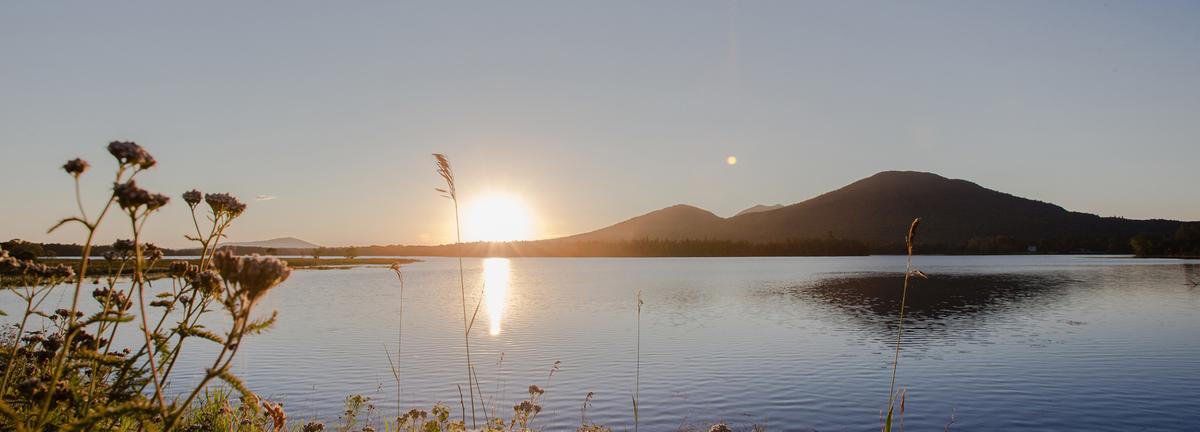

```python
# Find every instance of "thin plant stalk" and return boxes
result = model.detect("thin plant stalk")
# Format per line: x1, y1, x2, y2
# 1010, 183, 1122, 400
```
434, 153, 478, 428
634, 290, 643, 432
38, 166, 125, 423
885, 218, 923, 432
386, 266, 405, 420
0, 281, 56, 393
130, 216, 169, 413
36, 166, 137, 428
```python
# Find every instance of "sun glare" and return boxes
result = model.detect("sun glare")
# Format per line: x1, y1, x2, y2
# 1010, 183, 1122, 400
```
462, 194, 534, 242
483, 257, 511, 336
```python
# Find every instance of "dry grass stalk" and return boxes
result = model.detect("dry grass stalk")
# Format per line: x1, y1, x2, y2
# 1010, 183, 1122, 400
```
433, 153, 479, 428
884, 218, 925, 432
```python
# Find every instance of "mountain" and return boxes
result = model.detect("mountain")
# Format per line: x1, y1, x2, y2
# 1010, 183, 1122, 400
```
559, 204, 728, 242
226, 237, 321, 249
565, 171, 1185, 251
735, 204, 784, 217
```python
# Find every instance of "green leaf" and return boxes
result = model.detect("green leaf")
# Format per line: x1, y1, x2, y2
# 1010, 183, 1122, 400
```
244, 310, 278, 335
215, 368, 255, 400
179, 326, 225, 345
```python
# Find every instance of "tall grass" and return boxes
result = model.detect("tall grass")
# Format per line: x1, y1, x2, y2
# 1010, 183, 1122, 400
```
884, 218, 925, 432
634, 289, 643, 432
433, 153, 480, 428
385, 264, 405, 420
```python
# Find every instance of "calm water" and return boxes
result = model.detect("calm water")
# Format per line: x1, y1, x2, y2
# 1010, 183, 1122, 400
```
12, 256, 1200, 431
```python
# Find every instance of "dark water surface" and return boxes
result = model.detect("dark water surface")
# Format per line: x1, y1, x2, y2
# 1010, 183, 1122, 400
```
13, 256, 1200, 431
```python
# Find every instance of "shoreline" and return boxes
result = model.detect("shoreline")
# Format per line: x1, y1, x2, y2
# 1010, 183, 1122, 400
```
42, 257, 421, 276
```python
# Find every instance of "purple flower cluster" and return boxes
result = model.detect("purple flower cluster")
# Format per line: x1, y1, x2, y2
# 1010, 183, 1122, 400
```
204, 193, 247, 217
0, 250, 75, 279
211, 250, 290, 303
107, 141, 156, 169
113, 180, 170, 211
191, 269, 223, 297
62, 158, 90, 177
182, 189, 202, 207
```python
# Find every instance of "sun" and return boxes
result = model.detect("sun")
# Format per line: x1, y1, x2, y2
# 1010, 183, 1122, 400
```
461, 194, 534, 242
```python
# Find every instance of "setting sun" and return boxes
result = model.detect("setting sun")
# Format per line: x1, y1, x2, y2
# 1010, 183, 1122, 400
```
461, 194, 534, 242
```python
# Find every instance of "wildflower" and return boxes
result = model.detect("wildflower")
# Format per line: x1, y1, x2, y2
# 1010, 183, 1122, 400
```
262, 400, 287, 431
17, 378, 45, 398
62, 158, 90, 177
709, 423, 732, 432
107, 140, 156, 169
144, 243, 165, 261
22, 262, 48, 277
182, 189, 202, 207
528, 385, 544, 396
0, 250, 20, 274
42, 334, 64, 352
301, 422, 325, 432
513, 400, 542, 416
169, 260, 190, 277
47, 264, 75, 280
93, 287, 133, 311
114, 180, 170, 211
191, 270, 223, 297
205, 192, 247, 217
211, 251, 291, 303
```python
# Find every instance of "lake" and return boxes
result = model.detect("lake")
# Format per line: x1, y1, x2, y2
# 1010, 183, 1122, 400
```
12, 256, 1200, 431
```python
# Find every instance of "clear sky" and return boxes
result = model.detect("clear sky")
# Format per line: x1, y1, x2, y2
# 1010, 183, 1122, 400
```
2, 1, 1198, 248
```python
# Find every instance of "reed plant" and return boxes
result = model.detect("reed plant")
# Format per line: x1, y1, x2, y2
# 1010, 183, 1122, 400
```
633, 290, 643, 432
433, 153, 482, 428
385, 263, 404, 420
883, 218, 925, 432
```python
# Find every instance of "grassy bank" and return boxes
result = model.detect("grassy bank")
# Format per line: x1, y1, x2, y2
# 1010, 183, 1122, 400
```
41, 257, 420, 277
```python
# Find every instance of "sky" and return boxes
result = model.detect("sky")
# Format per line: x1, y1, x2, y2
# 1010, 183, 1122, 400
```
2, 1, 1199, 248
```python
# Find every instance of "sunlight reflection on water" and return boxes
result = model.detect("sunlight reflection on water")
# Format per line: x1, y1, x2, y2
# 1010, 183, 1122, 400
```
483, 257, 511, 336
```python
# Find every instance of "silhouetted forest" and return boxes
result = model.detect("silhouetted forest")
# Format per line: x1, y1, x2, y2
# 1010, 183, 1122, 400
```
1129, 222, 1200, 257
15, 227, 1200, 258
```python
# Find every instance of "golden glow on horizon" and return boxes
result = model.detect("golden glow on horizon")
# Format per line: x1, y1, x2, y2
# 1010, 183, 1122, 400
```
461, 194, 535, 242
726, 155, 737, 165
483, 257, 511, 336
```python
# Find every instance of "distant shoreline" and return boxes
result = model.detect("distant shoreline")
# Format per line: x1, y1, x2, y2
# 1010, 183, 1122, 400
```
43, 257, 420, 277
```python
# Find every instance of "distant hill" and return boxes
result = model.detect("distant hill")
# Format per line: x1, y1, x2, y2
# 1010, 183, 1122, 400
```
226, 237, 321, 249
565, 171, 1185, 253
735, 204, 784, 217
22, 171, 1193, 258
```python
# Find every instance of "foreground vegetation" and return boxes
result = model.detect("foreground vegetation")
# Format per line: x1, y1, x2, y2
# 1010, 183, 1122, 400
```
0, 142, 927, 431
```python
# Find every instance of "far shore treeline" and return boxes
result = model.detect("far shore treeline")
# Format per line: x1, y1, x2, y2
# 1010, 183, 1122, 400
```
8, 226, 1200, 259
